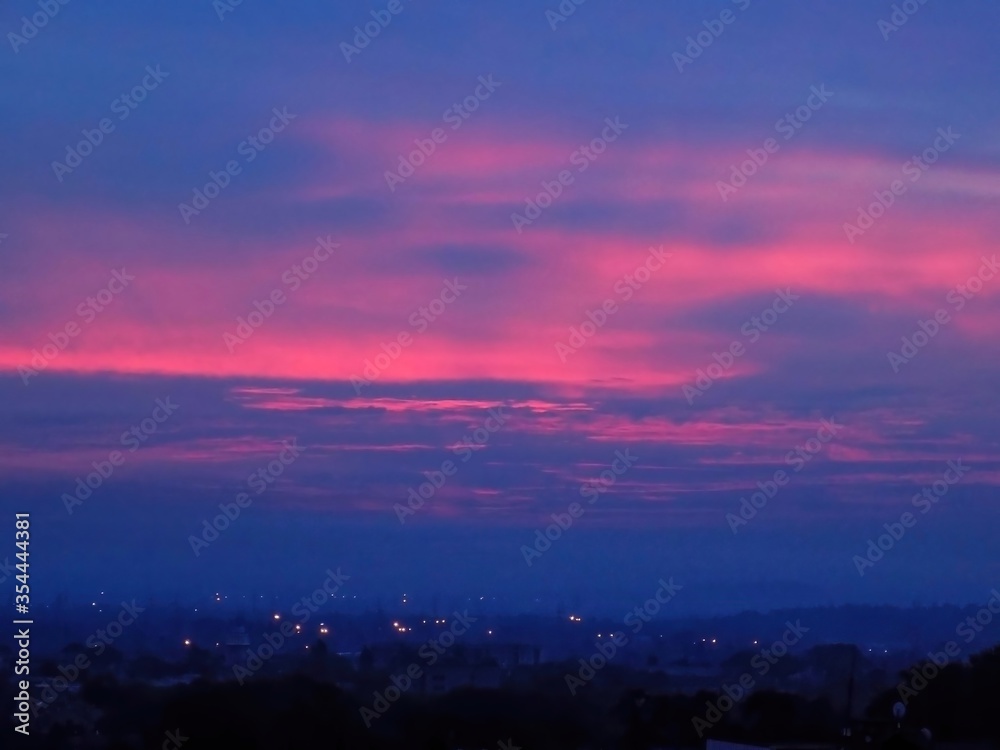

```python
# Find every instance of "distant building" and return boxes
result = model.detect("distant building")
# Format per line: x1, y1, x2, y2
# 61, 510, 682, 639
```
472, 642, 541, 669
224, 626, 250, 667
422, 664, 503, 694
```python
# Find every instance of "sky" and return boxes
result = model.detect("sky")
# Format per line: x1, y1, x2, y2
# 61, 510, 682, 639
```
1, 0, 998, 615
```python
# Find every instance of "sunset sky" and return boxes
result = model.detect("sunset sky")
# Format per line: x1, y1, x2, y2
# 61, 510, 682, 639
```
2, 0, 998, 613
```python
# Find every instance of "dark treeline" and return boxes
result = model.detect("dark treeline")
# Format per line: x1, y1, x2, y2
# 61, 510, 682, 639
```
6, 644, 1000, 749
